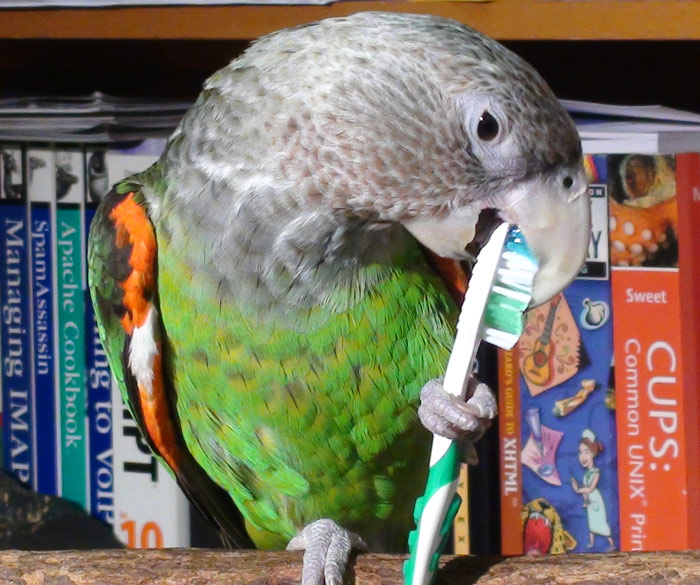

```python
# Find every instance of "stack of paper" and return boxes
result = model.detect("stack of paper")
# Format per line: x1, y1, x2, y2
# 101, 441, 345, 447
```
0, 92, 192, 143
563, 99, 700, 154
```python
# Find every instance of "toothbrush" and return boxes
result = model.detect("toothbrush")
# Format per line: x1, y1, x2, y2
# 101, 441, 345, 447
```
403, 222, 538, 585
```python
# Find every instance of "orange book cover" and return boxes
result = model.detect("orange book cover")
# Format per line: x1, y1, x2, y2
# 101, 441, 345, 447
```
610, 152, 700, 550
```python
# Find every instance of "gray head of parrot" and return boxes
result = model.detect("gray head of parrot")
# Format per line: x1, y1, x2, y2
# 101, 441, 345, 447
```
163, 12, 590, 310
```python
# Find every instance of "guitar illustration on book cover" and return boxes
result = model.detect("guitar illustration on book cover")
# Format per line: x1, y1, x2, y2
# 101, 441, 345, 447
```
519, 292, 583, 396
522, 295, 562, 387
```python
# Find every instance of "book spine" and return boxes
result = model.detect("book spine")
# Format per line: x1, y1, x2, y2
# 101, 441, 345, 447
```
452, 464, 469, 554
611, 270, 682, 550
55, 146, 89, 510
498, 345, 522, 555
0, 143, 33, 486
609, 153, 682, 550
27, 145, 58, 495
84, 146, 115, 525
674, 152, 700, 547
466, 343, 501, 555
107, 139, 190, 548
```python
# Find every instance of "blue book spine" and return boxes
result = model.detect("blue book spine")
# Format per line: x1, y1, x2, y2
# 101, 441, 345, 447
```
85, 147, 114, 525
0, 144, 33, 485
27, 146, 58, 495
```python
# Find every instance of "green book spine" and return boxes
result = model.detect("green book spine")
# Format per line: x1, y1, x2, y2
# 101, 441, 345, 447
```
56, 147, 88, 509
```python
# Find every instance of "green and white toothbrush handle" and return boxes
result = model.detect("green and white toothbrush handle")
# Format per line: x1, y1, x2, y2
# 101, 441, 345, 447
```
403, 223, 511, 585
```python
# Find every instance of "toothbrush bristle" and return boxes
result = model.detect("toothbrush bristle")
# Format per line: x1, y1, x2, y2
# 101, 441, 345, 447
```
482, 226, 538, 349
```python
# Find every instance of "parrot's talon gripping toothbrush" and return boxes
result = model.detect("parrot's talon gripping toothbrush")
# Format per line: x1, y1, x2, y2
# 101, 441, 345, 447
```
403, 222, 538, 585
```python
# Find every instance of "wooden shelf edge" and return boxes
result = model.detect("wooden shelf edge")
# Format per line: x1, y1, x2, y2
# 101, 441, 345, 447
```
2, 1, 700, 41
2, 549, 700, 585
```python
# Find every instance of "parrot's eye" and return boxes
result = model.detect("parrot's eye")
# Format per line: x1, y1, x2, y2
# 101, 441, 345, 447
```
477, 111, 500, 141
462, 98, 510, 161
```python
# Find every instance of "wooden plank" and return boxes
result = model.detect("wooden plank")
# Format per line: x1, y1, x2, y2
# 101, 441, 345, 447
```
2, 549, 700, 585
2, 1, 700, 41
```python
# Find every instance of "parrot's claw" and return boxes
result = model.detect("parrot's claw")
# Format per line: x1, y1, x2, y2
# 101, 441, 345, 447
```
418, 377, 497, 464
287, 518, 368, 585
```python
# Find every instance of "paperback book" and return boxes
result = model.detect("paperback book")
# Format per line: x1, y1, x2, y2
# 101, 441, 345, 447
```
609, 152, 700, 550
0, 143, 33, 483
26, 145, 58, 495
55, 145, 88, 510
106, 139, 192, 547
85, 146, 115, 525
499, 155, 619, 555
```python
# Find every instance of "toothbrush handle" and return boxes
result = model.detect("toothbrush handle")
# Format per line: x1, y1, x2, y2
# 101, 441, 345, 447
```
404, 441, 462, 585
404, 223, 512, 585
403, 274, 484, 585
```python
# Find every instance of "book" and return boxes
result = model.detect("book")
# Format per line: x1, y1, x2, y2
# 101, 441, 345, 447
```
561, 101, 700, 551
498, 344, 521, 555
0, 92, 191, 114
563, 99, 700, 155
0, 143, 33, 485
84, 146, 115, 525
26, 145, 59, 495
562, 100, 700, 124
55, 145, 89, 510
498, 103, 700, 556
453, 464, 470, 554
499, 155, 619, 555
106, 139, 192, 548
609, 152, 700, 550
112, 386, 191, 548
0, 92, 192, 143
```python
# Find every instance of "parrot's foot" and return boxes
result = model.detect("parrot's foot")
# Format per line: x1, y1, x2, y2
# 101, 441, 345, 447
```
418, 377, 497, 464
286, 518, 368, 585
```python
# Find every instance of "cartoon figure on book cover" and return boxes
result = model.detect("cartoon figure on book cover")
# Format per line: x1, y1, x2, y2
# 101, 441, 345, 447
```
519, 282, 619, 554
571, 429, 615, 551
517, 156, 619, 554
521, 497, 576, 555
608, 154, 678, 268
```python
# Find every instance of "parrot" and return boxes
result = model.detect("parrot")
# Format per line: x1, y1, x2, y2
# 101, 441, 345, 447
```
88, 11, 590, 585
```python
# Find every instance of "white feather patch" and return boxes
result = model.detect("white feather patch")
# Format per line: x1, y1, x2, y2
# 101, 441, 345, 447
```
128, 305, 159, 399
403, 207, 479, 259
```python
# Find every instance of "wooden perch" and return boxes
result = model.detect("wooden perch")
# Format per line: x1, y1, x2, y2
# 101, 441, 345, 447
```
1, 549, 699, 585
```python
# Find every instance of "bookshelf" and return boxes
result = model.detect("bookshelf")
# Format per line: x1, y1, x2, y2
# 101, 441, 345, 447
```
2, 0, 700, 556
2, 1, 700, 112
3, 1, 700, 40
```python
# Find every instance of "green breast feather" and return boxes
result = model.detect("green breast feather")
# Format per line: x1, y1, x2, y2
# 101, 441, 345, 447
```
89, 170, 458, 551
156, 224, 457, 550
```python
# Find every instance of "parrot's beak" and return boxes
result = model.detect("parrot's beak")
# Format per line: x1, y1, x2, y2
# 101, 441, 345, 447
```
502, 163, 590, 307
402, 162, 590, 309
